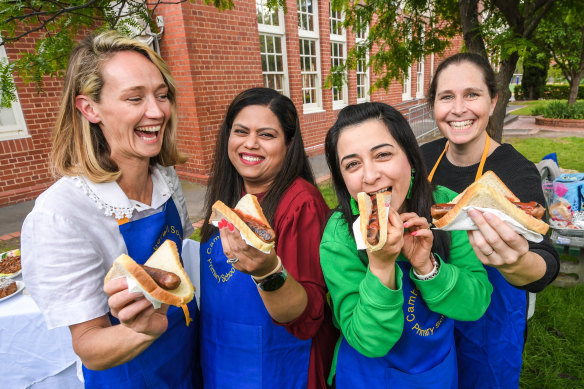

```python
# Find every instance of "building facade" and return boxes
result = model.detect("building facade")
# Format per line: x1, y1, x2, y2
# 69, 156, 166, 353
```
0, 0, 462, 206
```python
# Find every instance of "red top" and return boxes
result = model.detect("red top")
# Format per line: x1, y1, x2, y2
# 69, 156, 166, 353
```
257, 177, 338, 389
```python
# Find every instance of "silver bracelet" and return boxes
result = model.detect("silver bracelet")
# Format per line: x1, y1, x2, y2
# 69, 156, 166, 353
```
413, 253, 440, 281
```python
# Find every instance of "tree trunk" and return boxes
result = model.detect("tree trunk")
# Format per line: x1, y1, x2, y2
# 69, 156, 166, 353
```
459, 0, 486, 55
490, 53, 519, 143
568, 78, 580, 104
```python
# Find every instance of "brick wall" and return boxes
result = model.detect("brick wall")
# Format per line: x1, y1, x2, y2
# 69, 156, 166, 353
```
0, 30, 61, 206
0, 2, 463, 206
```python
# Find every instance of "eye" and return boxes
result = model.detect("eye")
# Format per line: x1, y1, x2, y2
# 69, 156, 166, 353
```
376, 151, 391, 160
157, 94, 169, 101
127, 97, 142, 102
259, 132, 276, 139
467, 92, 479, 99
231, 127, 248, 135
344, 160, 360, 170
439, 95, 453, 101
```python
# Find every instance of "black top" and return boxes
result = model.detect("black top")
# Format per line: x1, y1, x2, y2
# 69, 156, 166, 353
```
421, 137, 560, 292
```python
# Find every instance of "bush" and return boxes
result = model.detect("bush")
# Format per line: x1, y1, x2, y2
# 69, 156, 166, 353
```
515, 84, 584, 100
532, 101, 584, 119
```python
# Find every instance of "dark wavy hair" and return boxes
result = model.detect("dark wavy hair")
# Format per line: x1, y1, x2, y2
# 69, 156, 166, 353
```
325, 102, 450, 258
427, 52, 497, 106
200, 87, 315, 242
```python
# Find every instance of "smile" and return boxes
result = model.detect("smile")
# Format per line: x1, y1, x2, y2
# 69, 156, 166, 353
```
448, 120, 474, 130
135, 125, 161, 142
368, 187, 391, 195
240, 153, 264, 165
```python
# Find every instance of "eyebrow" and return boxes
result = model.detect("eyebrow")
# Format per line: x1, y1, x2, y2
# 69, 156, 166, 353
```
120, 84, 168, 93
232, 123, 278, 132
340, 143, 394, 164
437, 87, 483, 95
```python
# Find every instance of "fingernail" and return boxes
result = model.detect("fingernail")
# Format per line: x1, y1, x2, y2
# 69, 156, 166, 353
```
411, 231, 417, 236
403, 222, 409, 228
227, 223, 234, 231
218, 220, 225, 228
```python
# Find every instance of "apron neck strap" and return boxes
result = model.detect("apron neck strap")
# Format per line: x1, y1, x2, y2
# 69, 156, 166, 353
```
427, 132, 491, 184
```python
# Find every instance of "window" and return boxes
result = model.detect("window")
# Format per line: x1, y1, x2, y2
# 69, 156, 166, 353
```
298, 0, 322, 111
416, 58, 424, 98
355, 22, 369, 103
330, 5, 347, 109
402, 66, 412, 101
0, 44, 28, 141
257, 0, 289, 95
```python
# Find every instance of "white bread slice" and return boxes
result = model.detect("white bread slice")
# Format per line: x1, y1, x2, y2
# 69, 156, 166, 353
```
358, 191, 392, 251
104, 240, 194, 306
210, 194, 275, 253
450, 170, 519, 204
434, 183, 549, 235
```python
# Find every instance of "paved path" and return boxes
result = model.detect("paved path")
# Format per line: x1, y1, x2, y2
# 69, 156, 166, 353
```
1, 115, 582, 240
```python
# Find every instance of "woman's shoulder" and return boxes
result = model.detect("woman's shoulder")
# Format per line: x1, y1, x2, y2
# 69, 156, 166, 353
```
321, 209, 351, 243
32, 176, 92, 216
279, 177, 327, 208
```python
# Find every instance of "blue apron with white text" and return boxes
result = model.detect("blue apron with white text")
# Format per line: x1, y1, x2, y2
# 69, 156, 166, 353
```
199, 232, 311, 388
82, 198, 201, 389
455, 266, 526, 389
335, 260, 457, 389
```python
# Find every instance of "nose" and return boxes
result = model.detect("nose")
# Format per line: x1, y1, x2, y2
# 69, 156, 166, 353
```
243, 132, 259, 149
144, 96, 165, 119
362, 161, 380, 185
451, 96, 467, 115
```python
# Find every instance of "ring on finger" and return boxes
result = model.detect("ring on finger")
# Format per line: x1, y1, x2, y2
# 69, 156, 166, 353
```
483, 250, 494, 257
226, 257, 239, 264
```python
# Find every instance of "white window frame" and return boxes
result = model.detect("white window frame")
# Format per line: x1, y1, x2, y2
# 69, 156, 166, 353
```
257, 0, 290, 96
355, 24, 370, 103
298, 0, 323, 112
0, 44, 28, 141
330, 5, 347, 109
402, 65, 412, 101
416, 58, 424, 98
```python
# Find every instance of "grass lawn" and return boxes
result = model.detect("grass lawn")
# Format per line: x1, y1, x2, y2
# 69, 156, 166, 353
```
504, 137, 584, 172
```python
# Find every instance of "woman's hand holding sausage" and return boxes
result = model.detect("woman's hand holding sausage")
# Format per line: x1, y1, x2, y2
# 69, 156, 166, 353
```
219, 219, 279, 277
104, 277, 169, 338
401, 212, 434, 275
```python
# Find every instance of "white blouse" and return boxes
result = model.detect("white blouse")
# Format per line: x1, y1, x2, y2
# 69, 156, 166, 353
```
21, 165, 194, 329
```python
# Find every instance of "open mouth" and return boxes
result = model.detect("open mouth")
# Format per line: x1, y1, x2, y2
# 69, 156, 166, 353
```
448, 120, 474, 130
368, 187, 391, 195
135, 125, 161, 142
240, 153, 264, 164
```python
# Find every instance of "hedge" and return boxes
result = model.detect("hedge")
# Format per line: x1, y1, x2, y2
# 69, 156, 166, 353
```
514, 84, 584, 100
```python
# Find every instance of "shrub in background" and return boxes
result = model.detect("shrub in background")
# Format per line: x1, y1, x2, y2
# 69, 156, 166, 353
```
515, 84, 584, 100
532, 100, 584, 119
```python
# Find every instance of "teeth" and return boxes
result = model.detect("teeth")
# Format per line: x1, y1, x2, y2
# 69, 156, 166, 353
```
136, 126, 161, 132
449, 120, 473, 129
242, 154, 263, 162
370, 187, 390, 195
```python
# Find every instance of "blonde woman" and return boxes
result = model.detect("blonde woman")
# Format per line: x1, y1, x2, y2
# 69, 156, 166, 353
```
21, 31, 201, 388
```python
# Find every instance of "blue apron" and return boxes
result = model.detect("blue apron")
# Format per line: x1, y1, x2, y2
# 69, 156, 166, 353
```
83, 198, 201, 389
199, 232, 312, 388
335, 260, 457, 389
455, 266, 526, 389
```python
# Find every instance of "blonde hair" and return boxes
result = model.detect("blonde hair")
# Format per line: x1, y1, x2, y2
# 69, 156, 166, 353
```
52, 30, 186, 182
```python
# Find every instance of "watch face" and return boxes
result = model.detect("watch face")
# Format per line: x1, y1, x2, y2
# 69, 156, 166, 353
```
259, 271, 287, 291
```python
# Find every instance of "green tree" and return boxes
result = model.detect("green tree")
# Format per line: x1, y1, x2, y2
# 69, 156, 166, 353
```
521, 47, 550, 100
0, 0, 237, 108
535, 0, 584, 104
331, 0, 556, 142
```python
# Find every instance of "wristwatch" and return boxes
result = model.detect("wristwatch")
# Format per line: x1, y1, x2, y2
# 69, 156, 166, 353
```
253, 266, 288, 291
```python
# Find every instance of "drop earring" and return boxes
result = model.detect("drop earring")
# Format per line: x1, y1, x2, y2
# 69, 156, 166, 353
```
407, 168, 415, 199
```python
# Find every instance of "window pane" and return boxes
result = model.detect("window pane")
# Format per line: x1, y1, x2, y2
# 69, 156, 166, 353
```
267, 36, 274, 53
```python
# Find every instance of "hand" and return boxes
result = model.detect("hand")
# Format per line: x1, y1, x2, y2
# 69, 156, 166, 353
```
467, 209, 529, 268
104, 277, 169, 338
368, 208, 404, 266
218, 219, 279, 277
401, 212, 434, 274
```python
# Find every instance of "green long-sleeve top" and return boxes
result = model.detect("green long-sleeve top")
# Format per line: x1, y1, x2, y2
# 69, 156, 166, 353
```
319, 185, 492, 359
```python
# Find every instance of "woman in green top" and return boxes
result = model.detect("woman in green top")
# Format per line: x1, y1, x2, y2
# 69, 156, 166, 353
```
320, 102, 492, 388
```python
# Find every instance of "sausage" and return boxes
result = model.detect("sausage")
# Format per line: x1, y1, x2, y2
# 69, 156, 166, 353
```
232, 209, 275, 243
140, 265, 181, 290
431, 201, 545, 220
367, 194, 380, 245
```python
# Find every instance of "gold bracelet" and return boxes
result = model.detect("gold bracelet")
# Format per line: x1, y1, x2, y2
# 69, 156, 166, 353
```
251, 256, 283, 282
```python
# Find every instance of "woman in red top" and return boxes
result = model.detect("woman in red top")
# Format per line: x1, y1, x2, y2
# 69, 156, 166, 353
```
199, 87, 338, 388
